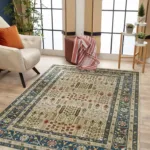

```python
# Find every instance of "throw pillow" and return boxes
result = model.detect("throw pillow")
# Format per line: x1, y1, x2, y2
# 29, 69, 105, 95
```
0, 25, 24, 49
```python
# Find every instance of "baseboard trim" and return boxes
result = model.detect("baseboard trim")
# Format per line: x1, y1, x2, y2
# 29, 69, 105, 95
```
42, 49, 150, 63
42, 49, 65, 57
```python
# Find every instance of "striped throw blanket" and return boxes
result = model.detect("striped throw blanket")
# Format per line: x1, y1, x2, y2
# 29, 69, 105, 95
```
71, 36, 100, 70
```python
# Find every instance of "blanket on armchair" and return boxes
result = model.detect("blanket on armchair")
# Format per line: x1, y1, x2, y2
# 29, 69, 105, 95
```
71, 36, 100, 70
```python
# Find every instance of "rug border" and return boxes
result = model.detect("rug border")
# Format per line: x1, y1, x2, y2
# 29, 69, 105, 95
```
138, 72, 141, 150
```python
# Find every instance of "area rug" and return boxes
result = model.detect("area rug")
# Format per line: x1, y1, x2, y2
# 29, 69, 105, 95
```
0, 65, 139, 150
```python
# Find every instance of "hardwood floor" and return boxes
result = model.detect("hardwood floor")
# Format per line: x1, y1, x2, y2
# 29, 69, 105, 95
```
0, 55, 150, 150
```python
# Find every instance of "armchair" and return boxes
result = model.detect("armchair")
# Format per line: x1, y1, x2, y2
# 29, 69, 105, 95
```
0, 17, 41, 88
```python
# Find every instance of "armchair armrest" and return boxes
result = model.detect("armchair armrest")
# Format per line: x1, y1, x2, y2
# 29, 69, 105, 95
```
0, 45, 26, 72
20, 34, 42, 52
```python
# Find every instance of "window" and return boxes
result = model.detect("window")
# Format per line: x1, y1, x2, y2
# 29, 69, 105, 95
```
34, 0, 63, 50
101, 0, 139, 55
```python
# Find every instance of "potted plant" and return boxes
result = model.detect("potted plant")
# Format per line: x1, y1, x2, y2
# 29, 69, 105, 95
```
126, 23, 134, 34
137, 32, 146, 44
138, 3, 145, 22
4, 0, 42, 35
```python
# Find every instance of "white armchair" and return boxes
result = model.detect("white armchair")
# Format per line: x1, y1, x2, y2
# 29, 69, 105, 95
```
0, 17, 41, 88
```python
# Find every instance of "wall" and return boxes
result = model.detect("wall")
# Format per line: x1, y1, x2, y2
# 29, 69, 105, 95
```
76, 0, 85, 36
0, 0, 12, 25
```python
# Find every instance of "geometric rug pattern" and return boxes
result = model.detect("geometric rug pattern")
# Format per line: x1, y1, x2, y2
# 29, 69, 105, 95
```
0, 65, 139, 150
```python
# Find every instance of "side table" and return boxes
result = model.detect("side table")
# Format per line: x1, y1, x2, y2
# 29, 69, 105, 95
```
118, 32, 136, 69
133, 41, 148, 73
135, 22, 147, 59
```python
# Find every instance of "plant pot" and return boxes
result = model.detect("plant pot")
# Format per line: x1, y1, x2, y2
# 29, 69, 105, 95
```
138, 16, 145, 23
126, 27, 134, 34
137, 38, 145, 44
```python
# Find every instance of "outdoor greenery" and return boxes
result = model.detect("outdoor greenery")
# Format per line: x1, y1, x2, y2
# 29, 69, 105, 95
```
4, 0, 42, 35
138, 3, 145, 17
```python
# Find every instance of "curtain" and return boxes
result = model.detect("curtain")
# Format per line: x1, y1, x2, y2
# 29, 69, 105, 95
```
138, 0, 150, 58
144, 0, 150, 58
62, 0, 76, 36
62, 0, 76, 50
84, 0, 102, 53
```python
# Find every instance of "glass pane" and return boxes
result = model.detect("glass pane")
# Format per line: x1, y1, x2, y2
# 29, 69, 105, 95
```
101, 34, 111, 53
53, 0, 62, 8
53, 10, 62, 30
127, 0, 139, 10
102, 0, 113, 10
41, 0, 51, 8
42, 10, 52, 29
113, 12, 125, 33
35, 0, 40, 8
114, 0, 126, 10
34, 9, 42, 29
112, 34, 121, 54
54, 31, 63, 50
43, 31, 52, 49
101, 11, 113, 32
123, 36, 135, 55
126, 12, 138, 33
126, 12, 138, 24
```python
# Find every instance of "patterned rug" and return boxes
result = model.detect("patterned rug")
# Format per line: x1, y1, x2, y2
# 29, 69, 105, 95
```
0, 65, 139, 150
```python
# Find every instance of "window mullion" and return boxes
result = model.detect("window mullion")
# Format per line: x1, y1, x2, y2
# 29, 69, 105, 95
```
101, 0, 139, 54
51, 0, 54, 50
122, 0, 128, 54
40, 0, 44, 49
110, 0, 115, 54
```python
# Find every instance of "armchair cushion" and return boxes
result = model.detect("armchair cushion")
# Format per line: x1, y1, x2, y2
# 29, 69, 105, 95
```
0, 45, 26, 72
0, 17, 10, 28
0, 25, 24, 49
21, 48, 40, 70
20, 34, 41, 52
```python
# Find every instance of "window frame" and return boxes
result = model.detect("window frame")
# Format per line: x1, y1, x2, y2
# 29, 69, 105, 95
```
101, 0, 139, 54
35, 0, 63, 50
